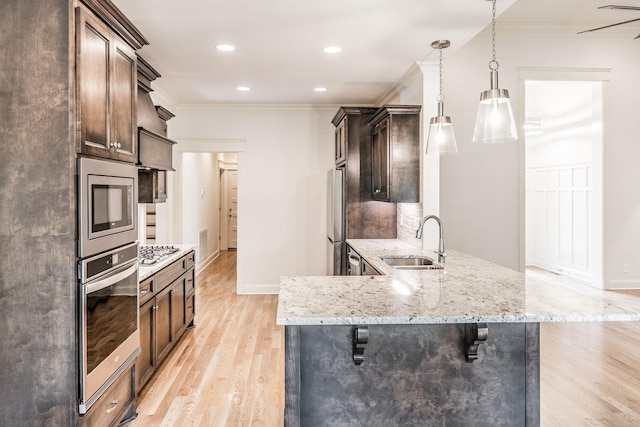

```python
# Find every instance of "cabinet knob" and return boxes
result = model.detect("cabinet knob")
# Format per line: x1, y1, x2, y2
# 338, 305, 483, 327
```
140, 289, 149, 295
152, 305, 158, 310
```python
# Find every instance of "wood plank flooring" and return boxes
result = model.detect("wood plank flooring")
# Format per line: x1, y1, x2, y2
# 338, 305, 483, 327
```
130, 250, 284, 427
131, 253, 640, 426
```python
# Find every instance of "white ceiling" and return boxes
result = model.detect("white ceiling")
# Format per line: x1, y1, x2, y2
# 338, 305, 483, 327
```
111, 0, 640, 105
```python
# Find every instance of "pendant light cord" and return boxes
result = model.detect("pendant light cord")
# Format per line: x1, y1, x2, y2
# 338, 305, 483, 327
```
490, 0, 499, 71
438, 45, 444, 102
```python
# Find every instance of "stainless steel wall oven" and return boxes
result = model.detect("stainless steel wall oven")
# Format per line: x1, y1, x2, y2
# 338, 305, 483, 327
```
78, 241, 140, 414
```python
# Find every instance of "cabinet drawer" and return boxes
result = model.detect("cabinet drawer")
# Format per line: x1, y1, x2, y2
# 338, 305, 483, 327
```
185, 250, 195, 270
186, 268, 195, 297
186, 294, 195, 326
156, 255, 186, 288
83, 364, 135, 427
139, 275, 154, 305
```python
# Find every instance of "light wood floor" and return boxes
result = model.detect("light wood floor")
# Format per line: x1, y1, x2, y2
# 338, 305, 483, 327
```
131, 250, 284, 427
131, 253, 640, 426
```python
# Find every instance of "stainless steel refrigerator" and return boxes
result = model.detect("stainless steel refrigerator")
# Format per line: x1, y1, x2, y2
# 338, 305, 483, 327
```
327, 168, 345, 275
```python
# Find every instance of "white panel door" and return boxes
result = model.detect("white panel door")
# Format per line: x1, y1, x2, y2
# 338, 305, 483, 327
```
226, 171, 238, 249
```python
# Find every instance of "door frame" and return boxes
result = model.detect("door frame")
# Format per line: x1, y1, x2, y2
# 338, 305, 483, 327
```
518, 68, 610, 288
172, 139, 246, 293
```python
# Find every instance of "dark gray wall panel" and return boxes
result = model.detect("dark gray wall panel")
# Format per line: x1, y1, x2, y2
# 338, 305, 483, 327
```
287, 323, 539, 427
0, 0, 77, 425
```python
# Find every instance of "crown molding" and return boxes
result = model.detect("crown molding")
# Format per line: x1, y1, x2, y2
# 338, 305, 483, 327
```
376, 63, 423, 106
175, 103, 346, 113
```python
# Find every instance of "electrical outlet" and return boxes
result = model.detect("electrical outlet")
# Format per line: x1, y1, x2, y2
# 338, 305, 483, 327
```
623, 263, 630, 274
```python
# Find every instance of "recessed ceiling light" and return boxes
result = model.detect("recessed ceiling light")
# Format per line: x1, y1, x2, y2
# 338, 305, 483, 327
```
216, 44, 235, 52
323, 46, 342, 54
314, 87, 327, 92
237, 86, 250, 92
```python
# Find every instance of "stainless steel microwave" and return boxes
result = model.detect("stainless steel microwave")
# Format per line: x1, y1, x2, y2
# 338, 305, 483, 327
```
78, 157, 138, 258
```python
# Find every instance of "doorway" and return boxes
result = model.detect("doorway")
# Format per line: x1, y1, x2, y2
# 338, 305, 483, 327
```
220, 167, 238, 250
523, 78, 603, 288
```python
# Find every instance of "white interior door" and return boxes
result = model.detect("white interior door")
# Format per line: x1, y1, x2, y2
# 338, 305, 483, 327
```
224, 170, 238, 249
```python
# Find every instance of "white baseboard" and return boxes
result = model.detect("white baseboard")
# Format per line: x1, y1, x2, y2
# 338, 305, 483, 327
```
526, 258, 592, 284
196, 249, 219, 276
238, 283, 280, 295
604, 278, 640, 290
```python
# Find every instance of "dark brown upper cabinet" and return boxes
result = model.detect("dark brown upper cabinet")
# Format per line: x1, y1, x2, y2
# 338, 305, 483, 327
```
335, 117, 347, 166
76, 6, 138, 163
368, 105, 421, 203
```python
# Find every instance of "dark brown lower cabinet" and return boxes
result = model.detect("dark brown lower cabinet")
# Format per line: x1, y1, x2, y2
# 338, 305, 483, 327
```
136, 250, 196, 392
155, 283, 174, 365
137, 298, 155, 390
83, 364, 135, 427
171, 272, 187, 340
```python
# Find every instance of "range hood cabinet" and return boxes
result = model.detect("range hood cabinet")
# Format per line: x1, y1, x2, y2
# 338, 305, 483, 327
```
136, 56, 176, 204
138, 126, 175, 171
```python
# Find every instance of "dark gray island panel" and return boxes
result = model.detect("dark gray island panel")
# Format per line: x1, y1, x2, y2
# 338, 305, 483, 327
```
285, 323, 540, 427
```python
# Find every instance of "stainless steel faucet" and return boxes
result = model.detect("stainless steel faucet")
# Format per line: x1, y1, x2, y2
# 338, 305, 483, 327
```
416, 215, 447, 263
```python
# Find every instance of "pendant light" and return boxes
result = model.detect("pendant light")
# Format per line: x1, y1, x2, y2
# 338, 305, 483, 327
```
472, 0, 517, 144
426, 40, 458, 155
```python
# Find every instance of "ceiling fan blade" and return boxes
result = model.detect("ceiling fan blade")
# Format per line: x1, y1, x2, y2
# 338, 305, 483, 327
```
599, 5, 640, 11
578, 17, 640, 34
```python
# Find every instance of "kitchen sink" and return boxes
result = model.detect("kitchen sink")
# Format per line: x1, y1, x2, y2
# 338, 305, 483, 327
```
380, 256, 443, 270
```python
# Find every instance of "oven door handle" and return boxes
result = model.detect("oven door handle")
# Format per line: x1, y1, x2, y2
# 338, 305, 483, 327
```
85, 262, 138, 294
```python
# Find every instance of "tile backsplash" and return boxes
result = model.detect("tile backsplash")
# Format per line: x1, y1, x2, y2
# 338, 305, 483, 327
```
397, 203, 422, 249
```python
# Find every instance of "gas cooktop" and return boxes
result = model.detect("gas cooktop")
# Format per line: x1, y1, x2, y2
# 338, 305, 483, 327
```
139, 245, 180, 266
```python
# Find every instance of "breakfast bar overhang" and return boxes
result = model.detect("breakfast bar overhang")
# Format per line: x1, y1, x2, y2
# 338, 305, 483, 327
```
277, 240, 640, 426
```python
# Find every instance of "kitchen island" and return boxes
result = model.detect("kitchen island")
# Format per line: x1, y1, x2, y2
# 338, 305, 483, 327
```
276, 239, 640, 426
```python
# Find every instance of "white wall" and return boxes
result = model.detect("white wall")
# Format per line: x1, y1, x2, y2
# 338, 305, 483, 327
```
441, 26, 640, 288
180, 152, 220, 267
169, 106, 336, 294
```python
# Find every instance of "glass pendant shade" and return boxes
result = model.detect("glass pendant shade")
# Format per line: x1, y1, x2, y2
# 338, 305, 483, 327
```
473, 0, 518, 144
427, 102, 458, 155
427, 39, 457, 156
472, 86, 517, 144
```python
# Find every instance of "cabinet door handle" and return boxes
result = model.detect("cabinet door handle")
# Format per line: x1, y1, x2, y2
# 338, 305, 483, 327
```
152, 305, 158, 310
105, 399, 119, 414
140, 289, 149, 295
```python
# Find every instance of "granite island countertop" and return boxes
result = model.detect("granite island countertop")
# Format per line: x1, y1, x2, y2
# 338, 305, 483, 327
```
139, 244, 196, 282
276, 239, 640, 326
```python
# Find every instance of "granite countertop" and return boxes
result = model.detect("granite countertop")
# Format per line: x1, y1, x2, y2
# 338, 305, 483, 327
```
276, 239, 640, 326
139, 244, 196, 281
